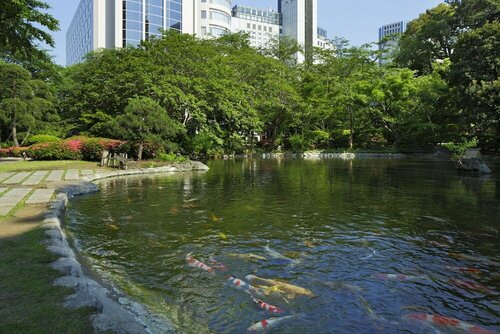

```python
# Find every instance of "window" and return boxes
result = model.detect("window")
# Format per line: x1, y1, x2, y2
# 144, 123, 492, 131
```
201, 10, 207, 19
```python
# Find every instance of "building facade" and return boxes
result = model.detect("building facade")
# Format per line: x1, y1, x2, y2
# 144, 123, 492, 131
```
378, 21, 407, 64
67, 0, 331, 65
231, 6, 280, 49
67, 0, 183, 65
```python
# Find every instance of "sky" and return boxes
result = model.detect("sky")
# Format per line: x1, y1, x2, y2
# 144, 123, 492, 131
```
43, 0, 443, 66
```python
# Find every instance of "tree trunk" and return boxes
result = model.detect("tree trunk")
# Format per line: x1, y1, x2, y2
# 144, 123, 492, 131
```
12, 123, 19, 147
348, 107, 354, 150
138, 142, 144, 161
20, 128, 31, 146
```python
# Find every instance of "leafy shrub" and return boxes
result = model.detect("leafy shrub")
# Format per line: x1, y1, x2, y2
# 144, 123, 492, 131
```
28, 141, 83, 160
79, 137, 124, 161
306, 130, 330, 149
26, 135, 61, 146
158, 153, 187, 163
192, 131, 224, 155
443, 138, 478, 160
0, 147, 30, 157
0, 148, 9, 157
289, 134, 309, 152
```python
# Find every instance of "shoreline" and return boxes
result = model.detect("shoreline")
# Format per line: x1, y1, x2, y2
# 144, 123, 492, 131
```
35, 161, 209, 333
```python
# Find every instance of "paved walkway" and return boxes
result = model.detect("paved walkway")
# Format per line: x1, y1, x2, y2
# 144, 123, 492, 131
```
0, 169, 95, 216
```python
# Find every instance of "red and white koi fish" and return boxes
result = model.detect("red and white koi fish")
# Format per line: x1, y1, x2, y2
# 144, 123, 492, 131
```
448, 278, 491, 293
250, 296, 285, 314
375, 273, 429, 281
208, 257, 228, 272
227, 275, 250, 289
247, 315, 294, 333
404, 313, 496, 334
186, 253, 214, 273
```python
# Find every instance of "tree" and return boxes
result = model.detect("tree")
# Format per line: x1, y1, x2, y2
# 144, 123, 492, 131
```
113, 97, 183, 160
0, 0, 59, 63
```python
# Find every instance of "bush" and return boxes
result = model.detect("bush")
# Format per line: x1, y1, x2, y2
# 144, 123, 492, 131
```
26, 135, 61, 146
289, 134, 310, 152
305, 130, 330, 149
158, 153, 187, 163
0, 147, 30, 157
27, 136, 124, 161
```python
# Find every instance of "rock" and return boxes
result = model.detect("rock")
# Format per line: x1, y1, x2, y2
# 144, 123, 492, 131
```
47, 245, 75, 258
53, 276, 81, 288
457, 158, 491, 174
51, 257, 82, 277
45, 229, 63, 241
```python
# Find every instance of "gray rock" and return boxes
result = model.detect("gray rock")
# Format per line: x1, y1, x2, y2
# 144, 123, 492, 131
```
457, 158, 492, 174
47, 245, 75, 258
45, 229, 63, 240
53, 276, 81, 288
51, 257, 82, 277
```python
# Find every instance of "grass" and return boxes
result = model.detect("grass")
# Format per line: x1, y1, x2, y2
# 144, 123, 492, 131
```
0, 160, 105, 173
0, 228, 94, 333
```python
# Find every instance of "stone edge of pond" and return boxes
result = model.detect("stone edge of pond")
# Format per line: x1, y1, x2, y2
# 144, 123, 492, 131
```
40, 162, 209, 334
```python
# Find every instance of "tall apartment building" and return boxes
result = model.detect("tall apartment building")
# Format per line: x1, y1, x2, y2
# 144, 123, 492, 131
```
67, 0, 331, 65
231, 6, 280, 49
378, 21, 407, 64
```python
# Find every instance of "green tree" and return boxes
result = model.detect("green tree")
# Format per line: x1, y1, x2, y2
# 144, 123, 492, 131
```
113, 97, 183, 160
0, 0, 59, 63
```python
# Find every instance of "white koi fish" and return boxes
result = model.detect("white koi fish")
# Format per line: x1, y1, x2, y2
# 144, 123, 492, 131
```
404, 313, 496, 334
186, 253, 214, 273
360, 249, 377, 260
375, 273, 429, 281
250, 296, 285, 314
264, 242, 300, 265
247, 315, 295, 333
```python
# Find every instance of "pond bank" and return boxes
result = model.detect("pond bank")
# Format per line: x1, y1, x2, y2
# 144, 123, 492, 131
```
0, 161, 208, 333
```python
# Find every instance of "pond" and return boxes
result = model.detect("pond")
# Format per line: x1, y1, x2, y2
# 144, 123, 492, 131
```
65, 158, 500, 334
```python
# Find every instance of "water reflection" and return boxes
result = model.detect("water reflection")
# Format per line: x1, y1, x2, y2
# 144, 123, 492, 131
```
66, 159, 499, 334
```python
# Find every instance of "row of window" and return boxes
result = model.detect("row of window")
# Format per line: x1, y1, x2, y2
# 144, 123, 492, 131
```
201, 10, 231, 25
123, 1, 181, 13
245, 22, 275, 33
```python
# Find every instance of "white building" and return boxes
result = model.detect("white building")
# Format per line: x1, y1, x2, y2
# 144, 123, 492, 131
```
67, 0, 183, 65
67, 0, 330, 65
316, 27, 333, 50
231, 6, 280, 49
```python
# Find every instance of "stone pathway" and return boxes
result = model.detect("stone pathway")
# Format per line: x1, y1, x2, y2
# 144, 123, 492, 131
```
2, 171, 32, 184
0, 169, 96, 216
25, 188, 55, 205
0, 188, 32, 216
46, 170, 65, 182
22, 171, 49, 186
64, 169, 80, 181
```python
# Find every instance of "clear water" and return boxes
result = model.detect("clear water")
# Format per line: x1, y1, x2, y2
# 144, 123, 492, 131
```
65, 158, 500, 334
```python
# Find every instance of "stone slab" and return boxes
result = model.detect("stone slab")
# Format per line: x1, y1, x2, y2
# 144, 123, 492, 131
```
2, 172, 32, 184
64, 169, 80, 180
0, 172, 16, 182
0, 188, 31, 215
46, 170, 64, 182
0, 187, 6, 194
81, 169, 95, 176
25, 188, 55, 205
22, 171, 49, 186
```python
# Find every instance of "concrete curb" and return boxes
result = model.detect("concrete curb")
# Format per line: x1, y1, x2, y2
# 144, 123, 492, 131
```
40, 162, 209, 333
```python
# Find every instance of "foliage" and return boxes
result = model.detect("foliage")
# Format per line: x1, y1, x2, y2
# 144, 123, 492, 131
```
443, 138, 479, 160
25, 134, 60, 145
158, 152, 188, 163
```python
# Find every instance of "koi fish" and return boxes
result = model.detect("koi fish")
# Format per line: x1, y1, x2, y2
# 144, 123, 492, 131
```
264, 243, 300, 265
218, 232, 228, 240
448, 278, 490, 293
445, 266, 481, 274
227, 275, 250, 290
210, 212, 221, 222
186, 253, 214, 273
228, 253, 267, 261
448, 253, 500, 266
360, 249, 377, 260
106, 224, 119, 231
208, 257, 227, 271
250, 296, 285, 314
246, 275, 315, 298
247, 315, 295, 333
404, 313, 496, 334
169, 206, 178, 214
375, 273, 429, 281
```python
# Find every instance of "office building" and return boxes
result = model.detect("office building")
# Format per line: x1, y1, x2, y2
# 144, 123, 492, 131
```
231, 6, 280, 48
278, 0, 317, 62
67, 0, 331, 65
67, 0, 183, 65
378, 21, 407, 64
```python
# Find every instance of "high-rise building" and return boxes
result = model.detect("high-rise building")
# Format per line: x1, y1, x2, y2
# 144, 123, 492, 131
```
67, 0, 330, 65
231, 5, 280, 49
378, 21, 407, 64
278, 0, 317, 62
67, 0, 183, 65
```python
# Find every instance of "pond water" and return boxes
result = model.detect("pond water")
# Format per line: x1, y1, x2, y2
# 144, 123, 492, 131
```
65, 158, 500, 334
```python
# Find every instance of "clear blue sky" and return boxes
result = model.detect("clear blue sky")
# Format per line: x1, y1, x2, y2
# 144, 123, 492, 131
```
43, 0, 443, 66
